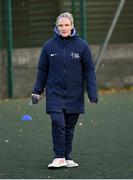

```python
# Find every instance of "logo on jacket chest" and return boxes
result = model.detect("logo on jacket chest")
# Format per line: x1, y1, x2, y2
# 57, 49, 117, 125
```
70, 52, 80, 59
50, 53, 58, 57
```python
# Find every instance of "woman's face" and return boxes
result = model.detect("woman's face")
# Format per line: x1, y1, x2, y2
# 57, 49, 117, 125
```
57, 17, 73, 37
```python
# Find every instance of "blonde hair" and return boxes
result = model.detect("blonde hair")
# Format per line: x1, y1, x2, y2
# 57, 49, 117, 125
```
56, 12, 74, 28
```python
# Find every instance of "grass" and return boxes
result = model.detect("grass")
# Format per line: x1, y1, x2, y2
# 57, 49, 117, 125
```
0, 91, 133, 179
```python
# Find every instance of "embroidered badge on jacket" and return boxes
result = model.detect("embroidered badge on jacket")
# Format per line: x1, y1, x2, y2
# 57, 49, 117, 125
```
70, 52, 80, 59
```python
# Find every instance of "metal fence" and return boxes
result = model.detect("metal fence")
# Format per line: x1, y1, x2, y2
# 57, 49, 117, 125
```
1, 0, 133, 48
0, 0, 133, 98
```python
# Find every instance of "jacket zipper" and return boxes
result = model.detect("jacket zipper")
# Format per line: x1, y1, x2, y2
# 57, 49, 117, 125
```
63, 42, 66, 105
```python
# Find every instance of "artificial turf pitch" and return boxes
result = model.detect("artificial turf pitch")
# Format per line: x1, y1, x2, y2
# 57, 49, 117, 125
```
0, 91, 133, 179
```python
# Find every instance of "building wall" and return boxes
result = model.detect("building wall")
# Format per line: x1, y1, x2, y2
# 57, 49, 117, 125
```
94, 44, 133, 88
0, 44, 133, 98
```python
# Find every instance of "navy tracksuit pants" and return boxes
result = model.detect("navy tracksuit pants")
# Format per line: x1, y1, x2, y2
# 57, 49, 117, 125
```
50, 110, 79, 160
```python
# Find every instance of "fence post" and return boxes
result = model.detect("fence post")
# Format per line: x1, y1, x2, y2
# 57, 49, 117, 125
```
6, 0, 13, 98
72, 0, 76, 20
0, 0, 3, 49
80, 0, 87, 41
95, 0, 126, 73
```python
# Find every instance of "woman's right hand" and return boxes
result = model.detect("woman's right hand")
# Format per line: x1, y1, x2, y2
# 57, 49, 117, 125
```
31, 94, 41, 104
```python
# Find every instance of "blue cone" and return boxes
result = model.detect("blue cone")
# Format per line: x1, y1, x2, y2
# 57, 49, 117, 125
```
21, 114, 32, 121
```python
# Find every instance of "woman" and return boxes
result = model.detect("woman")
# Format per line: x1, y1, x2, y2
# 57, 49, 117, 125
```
31, 12, 98, 168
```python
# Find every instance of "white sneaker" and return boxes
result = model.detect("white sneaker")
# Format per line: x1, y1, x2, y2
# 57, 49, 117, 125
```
66, 160, 79, 167
48, 158, 67, 168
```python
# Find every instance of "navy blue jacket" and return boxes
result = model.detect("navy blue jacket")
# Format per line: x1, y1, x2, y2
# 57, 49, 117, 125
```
32, 27, 98, 113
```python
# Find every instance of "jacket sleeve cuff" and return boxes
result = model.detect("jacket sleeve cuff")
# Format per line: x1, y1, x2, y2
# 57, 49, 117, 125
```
32, 89, 42, 95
